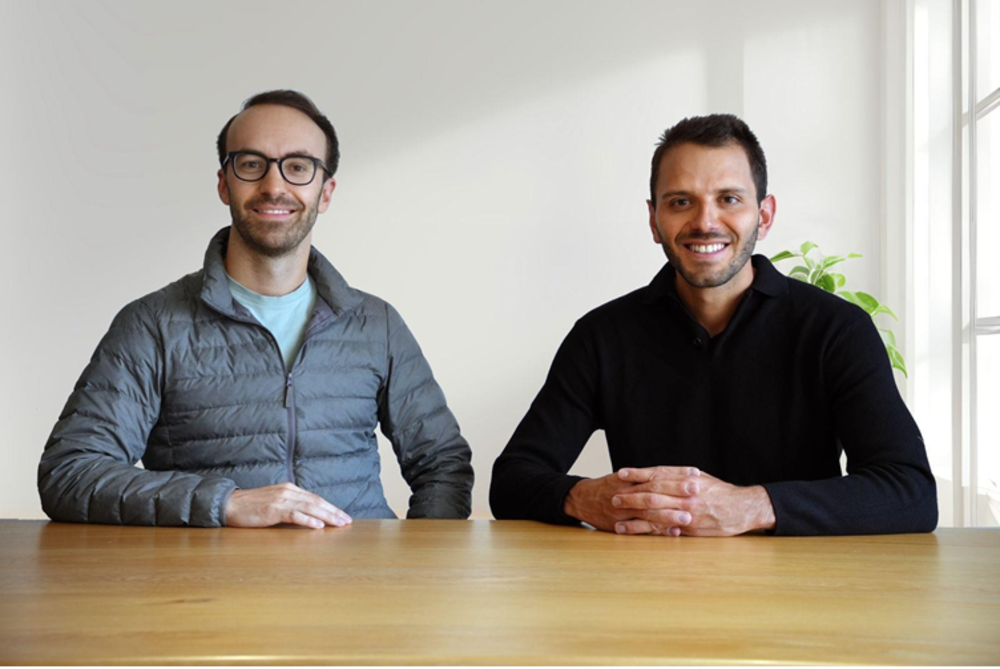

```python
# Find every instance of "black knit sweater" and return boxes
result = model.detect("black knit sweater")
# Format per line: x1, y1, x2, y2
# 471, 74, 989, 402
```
490, 256, 937, 535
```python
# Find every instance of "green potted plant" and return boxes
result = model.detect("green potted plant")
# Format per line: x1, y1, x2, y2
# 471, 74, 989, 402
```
770, 242, 907, 377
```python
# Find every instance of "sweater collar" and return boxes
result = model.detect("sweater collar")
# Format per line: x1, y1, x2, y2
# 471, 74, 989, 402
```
642, 254, 789, 305
200, 226, 363, 320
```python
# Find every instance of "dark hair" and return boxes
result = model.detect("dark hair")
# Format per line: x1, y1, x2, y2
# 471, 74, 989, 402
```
649, 113, 767, 206
216, 89, 340, 177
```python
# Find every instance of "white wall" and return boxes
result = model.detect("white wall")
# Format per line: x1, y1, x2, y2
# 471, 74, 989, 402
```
0, 0, 885, 520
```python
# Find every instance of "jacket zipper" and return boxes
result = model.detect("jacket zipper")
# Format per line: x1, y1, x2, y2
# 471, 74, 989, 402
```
203, 302, 334, 486
279, 311, 341, 481
283, 372, 296, 481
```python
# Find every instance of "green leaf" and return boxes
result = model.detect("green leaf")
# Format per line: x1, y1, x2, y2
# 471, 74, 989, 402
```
770, 250, 796, 262
874, 303, 899, 320
827, 272, 847, 288
854, 293, 899, 321
878, 328, 898, 348
821, 255, 847, 269
848, 252, 863, 258
854, 291, 880, 315
804, 256, 816, 271
887, 345, 908, 378
800, 241, 818, 256
816, 274, 836, 293
837, 290, 866, 310
789, 265, 810, 279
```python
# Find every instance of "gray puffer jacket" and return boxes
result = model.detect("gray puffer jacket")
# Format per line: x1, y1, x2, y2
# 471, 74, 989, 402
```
38, 227, 473, 525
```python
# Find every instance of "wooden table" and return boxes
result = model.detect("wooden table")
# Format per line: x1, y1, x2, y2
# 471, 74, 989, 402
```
1, 520, 998, 665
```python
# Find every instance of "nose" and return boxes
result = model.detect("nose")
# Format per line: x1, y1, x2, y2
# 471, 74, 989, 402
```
689, 200, 719, 233
257, 162, 290, 198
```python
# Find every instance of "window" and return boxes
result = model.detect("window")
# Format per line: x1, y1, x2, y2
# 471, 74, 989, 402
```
900, 0, 999, 527
968, 0, 1000, 526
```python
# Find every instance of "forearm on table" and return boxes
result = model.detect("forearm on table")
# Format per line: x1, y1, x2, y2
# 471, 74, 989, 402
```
764, 463, 937, 535
39, 445, 235, 526
491, 454, 584, 524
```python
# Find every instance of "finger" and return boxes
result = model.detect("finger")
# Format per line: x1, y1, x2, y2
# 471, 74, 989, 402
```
282, 489, 353, 525
623, 481, 700, 499
615, 519, 653, 535
294, 499, 352, 527
618, 466, 700, 483
641, 523, 683, 537
612, 492, 679, 509
613, 482, 698, 506
636, 509, 693, 526
287, 510, 326, 529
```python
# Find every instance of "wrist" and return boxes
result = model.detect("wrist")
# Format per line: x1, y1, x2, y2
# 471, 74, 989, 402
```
563, 479, 589, 521
745, 485, 776, 532
223, 487, 245, 526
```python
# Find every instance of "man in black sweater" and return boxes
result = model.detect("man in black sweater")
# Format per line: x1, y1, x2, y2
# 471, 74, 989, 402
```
490, 114, 937, 536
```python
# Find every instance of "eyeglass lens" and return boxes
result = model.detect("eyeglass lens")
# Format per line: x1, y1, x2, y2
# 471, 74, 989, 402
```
232, 153, 317, 185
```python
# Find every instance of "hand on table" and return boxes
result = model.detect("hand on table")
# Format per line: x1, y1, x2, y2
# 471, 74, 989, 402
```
563, 467, 701, 533
224, 482, 352, 529
612, 467, 775, 536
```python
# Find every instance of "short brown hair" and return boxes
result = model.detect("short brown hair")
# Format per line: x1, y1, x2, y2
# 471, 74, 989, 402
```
650, 114, 767, 206
216, 89, 340, 176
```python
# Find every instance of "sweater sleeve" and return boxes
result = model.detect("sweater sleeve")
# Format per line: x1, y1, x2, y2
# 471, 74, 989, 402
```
490, 321, 600, 524
38, 300, 237, 527
378, 304, 473, 519
762, 313, 938, 535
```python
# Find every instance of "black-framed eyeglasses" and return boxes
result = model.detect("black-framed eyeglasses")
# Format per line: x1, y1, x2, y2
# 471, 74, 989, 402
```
222, 151, 331, 186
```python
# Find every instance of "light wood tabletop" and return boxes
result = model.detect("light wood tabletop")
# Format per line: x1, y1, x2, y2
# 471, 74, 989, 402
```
0, 520, 998, 665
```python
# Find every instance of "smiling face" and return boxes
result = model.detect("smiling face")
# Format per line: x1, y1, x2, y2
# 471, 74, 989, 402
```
647, 141, 775, 295
217, 104, 336, 258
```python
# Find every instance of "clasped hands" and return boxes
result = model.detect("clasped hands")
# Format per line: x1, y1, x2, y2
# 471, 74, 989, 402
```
563, 466, 775, 536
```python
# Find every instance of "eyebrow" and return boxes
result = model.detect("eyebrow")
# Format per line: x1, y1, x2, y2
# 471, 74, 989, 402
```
660, 187, 750, 201
233, 148, 321, 160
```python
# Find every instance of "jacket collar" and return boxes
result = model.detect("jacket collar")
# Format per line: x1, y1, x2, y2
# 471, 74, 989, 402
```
642, 253, 789, 305
200, 227, 363, 320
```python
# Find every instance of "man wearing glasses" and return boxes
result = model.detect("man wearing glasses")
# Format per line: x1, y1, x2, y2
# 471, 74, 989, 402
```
38, 90, 473, 528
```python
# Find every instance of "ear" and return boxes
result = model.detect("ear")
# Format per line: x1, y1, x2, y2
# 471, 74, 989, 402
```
647, 199, 663, 244
217, 168, 230, 205
316, 177, 337, 214
756, 194, 776, 241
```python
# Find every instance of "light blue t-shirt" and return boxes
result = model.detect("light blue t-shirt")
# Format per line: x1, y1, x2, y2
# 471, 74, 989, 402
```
226, 273, 318, 372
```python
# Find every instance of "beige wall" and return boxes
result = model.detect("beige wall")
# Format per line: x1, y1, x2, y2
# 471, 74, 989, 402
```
0, 0, 884, 519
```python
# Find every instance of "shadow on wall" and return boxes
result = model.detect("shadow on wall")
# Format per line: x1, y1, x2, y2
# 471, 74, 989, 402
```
4, 0, 857, 168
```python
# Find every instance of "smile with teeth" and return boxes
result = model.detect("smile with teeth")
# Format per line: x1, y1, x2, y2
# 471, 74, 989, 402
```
686, 242, 729, 254
254, 208, 295, 215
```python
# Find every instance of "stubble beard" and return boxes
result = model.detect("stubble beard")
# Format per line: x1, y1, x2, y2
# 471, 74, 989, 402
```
230, 193, 321, 259
662, 216, 759, 289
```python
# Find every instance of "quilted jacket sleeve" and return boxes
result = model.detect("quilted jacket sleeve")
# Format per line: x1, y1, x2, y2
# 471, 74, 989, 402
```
378, 304, 473, 519
38, 300, 237, 526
